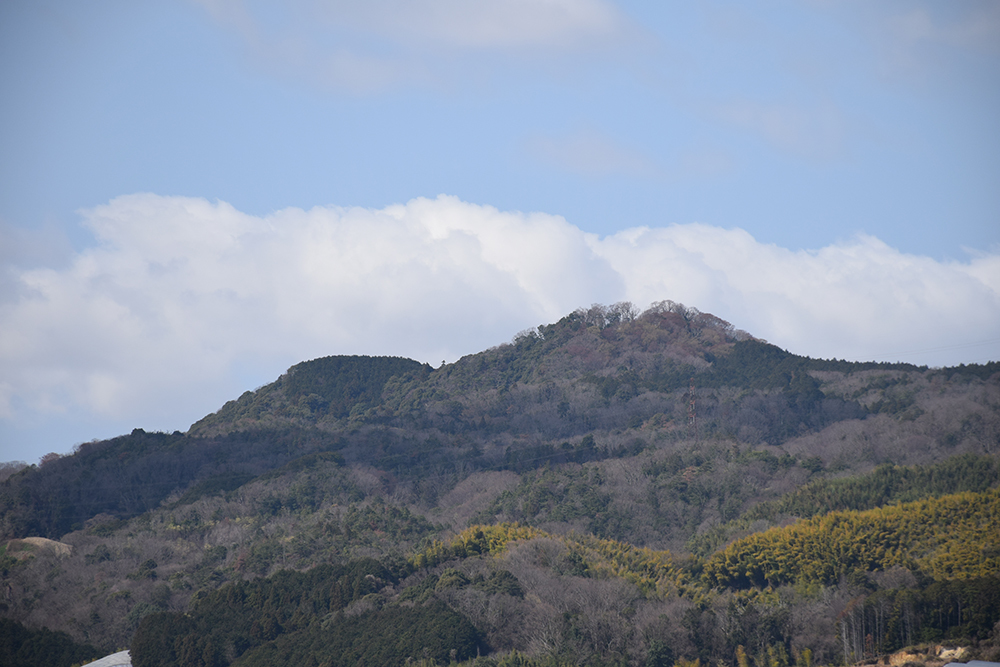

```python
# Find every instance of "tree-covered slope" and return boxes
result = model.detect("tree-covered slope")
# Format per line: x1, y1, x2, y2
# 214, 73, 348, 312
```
689, 453, 1000, 556
130, 558, 485, 667
2, 301, 998, 667
703, 488, 1000, 589
126, 490, 1000, 667
5, 301, 995, 544
190, 355, 432, 435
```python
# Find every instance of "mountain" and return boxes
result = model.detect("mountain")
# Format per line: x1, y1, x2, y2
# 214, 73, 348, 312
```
1, 301, 998, 667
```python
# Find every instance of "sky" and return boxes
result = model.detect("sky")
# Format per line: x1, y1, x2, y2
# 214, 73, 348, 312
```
1, 0, 999, 464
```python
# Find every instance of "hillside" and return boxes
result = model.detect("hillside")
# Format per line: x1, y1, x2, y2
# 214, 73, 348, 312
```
1, 301, 999, 667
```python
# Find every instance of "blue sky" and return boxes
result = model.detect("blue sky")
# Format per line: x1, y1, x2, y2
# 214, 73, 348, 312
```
2, 0, 999, 463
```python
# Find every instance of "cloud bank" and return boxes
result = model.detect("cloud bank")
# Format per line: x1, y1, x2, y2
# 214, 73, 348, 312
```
2, 194, 998, 457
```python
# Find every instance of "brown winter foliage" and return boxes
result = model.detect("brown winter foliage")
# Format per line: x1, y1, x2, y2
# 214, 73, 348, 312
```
1, 302, 998, 667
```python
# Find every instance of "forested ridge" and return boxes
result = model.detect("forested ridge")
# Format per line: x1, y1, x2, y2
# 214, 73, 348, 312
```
1, 301, 998, 667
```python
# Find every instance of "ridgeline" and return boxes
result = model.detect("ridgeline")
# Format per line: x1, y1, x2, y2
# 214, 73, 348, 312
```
2, 301, 998, 667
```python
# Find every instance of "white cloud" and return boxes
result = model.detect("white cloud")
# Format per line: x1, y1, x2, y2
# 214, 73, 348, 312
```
2, 194, 998, 458
526, 129, 733, 180
335, 0, 629, 50
0, 194, 620, 426
595, 226, 1000, 363
192, 0, 633, 93
527, 128, 660, 177
716, 99, 848, 161
887, 3, 1000, 56
824, 1, 1000, 84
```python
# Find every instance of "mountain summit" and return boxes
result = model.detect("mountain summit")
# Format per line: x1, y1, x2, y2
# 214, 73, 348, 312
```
1, 302, 998, 667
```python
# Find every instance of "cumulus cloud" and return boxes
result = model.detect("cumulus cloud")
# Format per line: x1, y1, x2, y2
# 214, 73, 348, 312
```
2, 194, 998, 457
595, 226, 1000, 363
0, 194, 619, 426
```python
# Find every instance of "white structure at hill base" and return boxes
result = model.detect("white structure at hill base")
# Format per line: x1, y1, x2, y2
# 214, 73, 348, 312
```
83, 649, 131, 667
